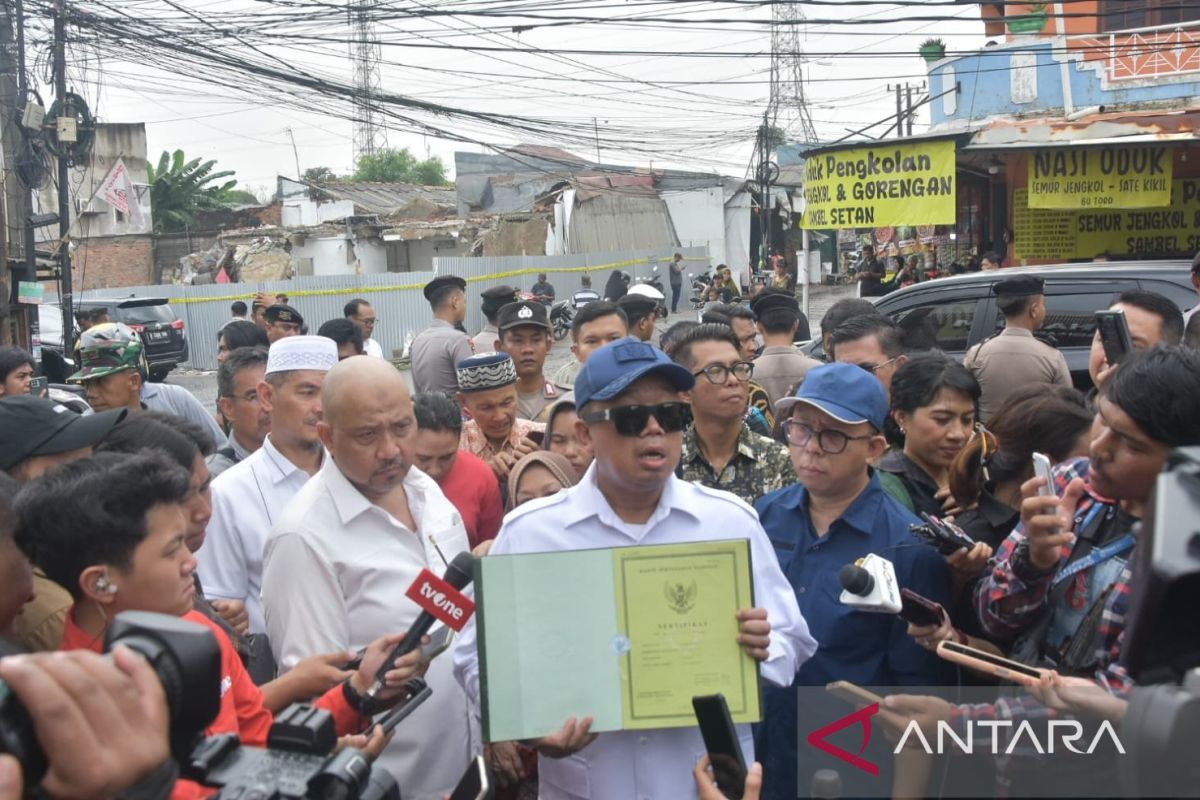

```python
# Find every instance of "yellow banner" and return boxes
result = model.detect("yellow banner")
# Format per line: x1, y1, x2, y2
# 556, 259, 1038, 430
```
1014, 179, 1200, 261
1028, 145, 1173, 210
801, 140, 957, 229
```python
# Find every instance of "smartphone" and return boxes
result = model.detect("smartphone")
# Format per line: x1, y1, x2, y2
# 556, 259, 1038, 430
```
825, 680, 884, 707
377, 679, 432, 735
28, 376, 48, 396
526, 429, 545, 446
912, 512, 975, 556
1095, 309, 1133, 366
692, 694, 747, 800
448, 754, 493, 800
421, 624, 455, 661
899, 588, 945, 628
936, 640, 1046, 687
1032, 452, 1056, 499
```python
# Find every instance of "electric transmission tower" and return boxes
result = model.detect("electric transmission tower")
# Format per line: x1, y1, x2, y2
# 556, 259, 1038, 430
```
769, 1, 818, 144
351, 0, 387, 163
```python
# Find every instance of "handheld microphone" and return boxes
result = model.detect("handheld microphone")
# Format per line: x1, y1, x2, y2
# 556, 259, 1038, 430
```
837, 554, 901, 614
366, 551, 476, 699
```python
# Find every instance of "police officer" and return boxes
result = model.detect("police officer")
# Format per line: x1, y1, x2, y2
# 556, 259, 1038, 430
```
495, 299, 559, 421
617, 288, 662, 345
411, 275, 474, 395
749, 288, 821, 407
963, 275, 1071, 422
263, 304, 304, 345
473, 285, 519, 356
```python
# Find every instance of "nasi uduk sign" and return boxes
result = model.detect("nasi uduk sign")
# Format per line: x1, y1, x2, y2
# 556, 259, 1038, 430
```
801, 140, 956, 229
1028, 145, 1173, 210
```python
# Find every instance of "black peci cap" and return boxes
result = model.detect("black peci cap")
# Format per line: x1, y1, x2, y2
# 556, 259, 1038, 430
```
423, 275, 467, 303
497, 300, 551, 332
264, 304, 304, 326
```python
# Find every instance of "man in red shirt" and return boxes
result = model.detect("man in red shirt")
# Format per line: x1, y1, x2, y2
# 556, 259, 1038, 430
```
16, 450, 427, 799
412, 391, 503, 549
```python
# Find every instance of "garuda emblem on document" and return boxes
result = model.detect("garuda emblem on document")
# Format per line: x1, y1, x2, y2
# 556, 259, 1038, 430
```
664, 580, 698, 615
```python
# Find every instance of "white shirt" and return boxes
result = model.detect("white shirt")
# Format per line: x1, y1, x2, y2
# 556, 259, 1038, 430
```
140, 381, 224, 449
452, 466, 816, 800
364, 337, 384, 358
262, 460, 476, 800
197, 435, 320, 634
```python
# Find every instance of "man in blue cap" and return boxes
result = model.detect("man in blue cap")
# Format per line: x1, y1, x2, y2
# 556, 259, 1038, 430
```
754, 362, 952, 800
453, 337, 815, 800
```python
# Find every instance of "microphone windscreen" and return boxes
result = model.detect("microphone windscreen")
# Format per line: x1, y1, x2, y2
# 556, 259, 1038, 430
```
838, 563, 874, 596
445, 551, 477, 590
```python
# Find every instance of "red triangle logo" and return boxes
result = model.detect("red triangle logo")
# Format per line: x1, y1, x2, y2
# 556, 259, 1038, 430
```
805, 702, 880, 776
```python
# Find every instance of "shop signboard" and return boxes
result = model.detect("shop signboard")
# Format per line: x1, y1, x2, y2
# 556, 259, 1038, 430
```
1028, 145, 1173, 210
1014, 180, 1200, 260
801, 139, 956, 229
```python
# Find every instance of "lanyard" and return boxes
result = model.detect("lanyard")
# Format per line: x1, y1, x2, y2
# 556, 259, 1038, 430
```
1050, 532, 1135, 588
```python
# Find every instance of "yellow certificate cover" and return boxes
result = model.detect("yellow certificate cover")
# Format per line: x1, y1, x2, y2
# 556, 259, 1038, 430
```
477, 539, 759, 742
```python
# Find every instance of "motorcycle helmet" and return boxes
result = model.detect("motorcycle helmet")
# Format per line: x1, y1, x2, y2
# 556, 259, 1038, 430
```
68, 322, 147, 383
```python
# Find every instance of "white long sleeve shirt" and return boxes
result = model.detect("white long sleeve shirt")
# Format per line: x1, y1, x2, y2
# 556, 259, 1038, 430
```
196, 435, 320, 633
453, 466, 816, 800
262, 460, 476, 800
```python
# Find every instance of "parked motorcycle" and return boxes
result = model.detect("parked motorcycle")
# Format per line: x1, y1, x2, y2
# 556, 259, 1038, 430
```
550, 299, 574, 341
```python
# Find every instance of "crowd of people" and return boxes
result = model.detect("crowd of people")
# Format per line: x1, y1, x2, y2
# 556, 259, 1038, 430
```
0, 259, 1199, 800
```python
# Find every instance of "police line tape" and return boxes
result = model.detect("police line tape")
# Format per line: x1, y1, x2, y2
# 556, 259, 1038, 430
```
166, 255, 707, 306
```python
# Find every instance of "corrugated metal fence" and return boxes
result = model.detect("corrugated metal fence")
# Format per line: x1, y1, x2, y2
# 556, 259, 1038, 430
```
106, 246, 710, 370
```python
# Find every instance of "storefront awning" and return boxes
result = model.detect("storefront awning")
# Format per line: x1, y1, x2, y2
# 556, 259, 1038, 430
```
962, 110, 1200, 150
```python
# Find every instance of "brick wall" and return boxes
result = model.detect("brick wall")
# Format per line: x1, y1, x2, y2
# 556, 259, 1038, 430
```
71, 235, 155, 290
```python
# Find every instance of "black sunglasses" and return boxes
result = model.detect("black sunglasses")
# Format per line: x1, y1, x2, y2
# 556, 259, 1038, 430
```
580, 402, 692, 436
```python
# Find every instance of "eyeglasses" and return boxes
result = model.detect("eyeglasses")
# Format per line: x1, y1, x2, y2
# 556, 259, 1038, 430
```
580, 402, 692, 436
693, 361, 754, 385
782, 419, 874, 454
854, 356, 898, 374
357, 316, 377, 327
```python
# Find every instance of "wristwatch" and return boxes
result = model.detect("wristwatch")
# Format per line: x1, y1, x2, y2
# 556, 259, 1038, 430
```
1013, 540, 1058, 581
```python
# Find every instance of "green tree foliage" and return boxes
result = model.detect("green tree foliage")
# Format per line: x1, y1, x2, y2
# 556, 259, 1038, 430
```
146, 150, 239, 233
302, 166, 338, 183
351, 147, 448, 185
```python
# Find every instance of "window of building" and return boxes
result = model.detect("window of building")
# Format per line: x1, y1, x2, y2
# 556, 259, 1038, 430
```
1101, 0, 1200, 32
385, 240, 410, 273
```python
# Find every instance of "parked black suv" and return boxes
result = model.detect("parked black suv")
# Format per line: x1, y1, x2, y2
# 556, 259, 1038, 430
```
76, 297, 189, 381
809, 261, 1196, 389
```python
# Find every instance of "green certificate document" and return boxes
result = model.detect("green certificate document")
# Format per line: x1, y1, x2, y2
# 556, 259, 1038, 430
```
477, 539, 759, 742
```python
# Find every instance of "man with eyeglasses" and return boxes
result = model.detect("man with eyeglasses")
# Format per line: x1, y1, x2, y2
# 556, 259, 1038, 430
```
208, 346, 271, 479
829, 313, 908, 400
343, 299, 383, 358
453, 337, 816, 800
671, 324, 795, 506
753, 362, 951, 800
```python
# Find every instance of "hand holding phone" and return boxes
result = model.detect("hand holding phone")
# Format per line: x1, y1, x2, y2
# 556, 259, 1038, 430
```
899, 588, 946, 628
1031, 452, 1056, 499
1095, 309, 1133, 367
692, 694, 747, 800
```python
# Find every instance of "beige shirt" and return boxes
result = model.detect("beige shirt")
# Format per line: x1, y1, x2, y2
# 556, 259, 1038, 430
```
410, 319, 474, 395
964, 327, 1072, 422
517, 380, 560, 421
754, 345, 823, 408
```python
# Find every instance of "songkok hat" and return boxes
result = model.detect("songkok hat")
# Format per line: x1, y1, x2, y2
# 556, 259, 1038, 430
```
481, 285, 519, 317
992, 275, 1045, 297
497, 300, 550, 332
750, 288, 799, 316
264, 304, 304, 326
265, 335, 337, 375
424, 275, 467, 303
457, 352, 517, 393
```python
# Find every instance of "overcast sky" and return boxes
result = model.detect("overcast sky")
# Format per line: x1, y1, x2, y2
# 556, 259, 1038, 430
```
48, 1, 987, 198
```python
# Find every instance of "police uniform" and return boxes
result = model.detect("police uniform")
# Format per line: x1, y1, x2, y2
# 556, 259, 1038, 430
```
750, 289, 822, 407
473, 284, 518, 356
963, 276, 1071, 422
495, 299, 559, 420
410, 275, 474, 395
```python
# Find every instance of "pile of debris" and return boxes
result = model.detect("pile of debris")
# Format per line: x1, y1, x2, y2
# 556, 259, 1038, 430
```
172, 229, 293, 285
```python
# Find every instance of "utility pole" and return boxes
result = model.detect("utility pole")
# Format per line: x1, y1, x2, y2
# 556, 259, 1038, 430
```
593, 117, 601, 163
905, 84, 914, 136
284, 127, 302, 178
53, 0, 73, 356
895, 84, 903, 140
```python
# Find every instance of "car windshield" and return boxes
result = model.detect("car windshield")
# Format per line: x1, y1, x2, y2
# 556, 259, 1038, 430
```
115, 303, 175, 325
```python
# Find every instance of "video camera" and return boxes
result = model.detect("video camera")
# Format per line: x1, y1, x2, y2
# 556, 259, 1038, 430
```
0, 612, 422, 799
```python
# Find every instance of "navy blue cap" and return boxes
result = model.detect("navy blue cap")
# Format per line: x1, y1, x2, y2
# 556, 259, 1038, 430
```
775, 362, 888, 431
574, 337, 695, 409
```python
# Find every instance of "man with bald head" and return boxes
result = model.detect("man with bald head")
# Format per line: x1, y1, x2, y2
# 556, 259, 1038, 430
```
261, 355, 475, 800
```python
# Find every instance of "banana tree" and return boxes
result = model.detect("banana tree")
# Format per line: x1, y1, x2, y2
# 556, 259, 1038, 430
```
147, 149, 238, 233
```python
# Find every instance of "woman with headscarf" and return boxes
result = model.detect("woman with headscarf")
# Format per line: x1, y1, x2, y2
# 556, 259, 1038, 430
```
603, 270, 628, 302
543, 400, 594, 479
505, 450, 580, 511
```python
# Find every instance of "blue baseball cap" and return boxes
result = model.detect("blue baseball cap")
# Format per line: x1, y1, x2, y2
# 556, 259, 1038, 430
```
574, 337, 695, 409
775, 362, 888, 431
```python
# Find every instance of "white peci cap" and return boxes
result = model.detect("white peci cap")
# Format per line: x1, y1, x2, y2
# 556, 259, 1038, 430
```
265, 335, 338, 375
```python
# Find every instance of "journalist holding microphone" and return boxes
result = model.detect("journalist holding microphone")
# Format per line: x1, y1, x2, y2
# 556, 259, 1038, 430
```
753, 363, 952, 800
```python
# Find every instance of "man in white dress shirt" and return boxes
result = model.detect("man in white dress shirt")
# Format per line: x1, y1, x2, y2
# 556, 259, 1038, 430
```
197, 335, 336, 635
453, 337, 816, 800
344, 298, 385, 358
261, 355, 475, 800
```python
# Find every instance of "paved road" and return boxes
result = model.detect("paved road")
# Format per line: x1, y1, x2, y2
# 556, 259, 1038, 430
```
168, 284, 859, 413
